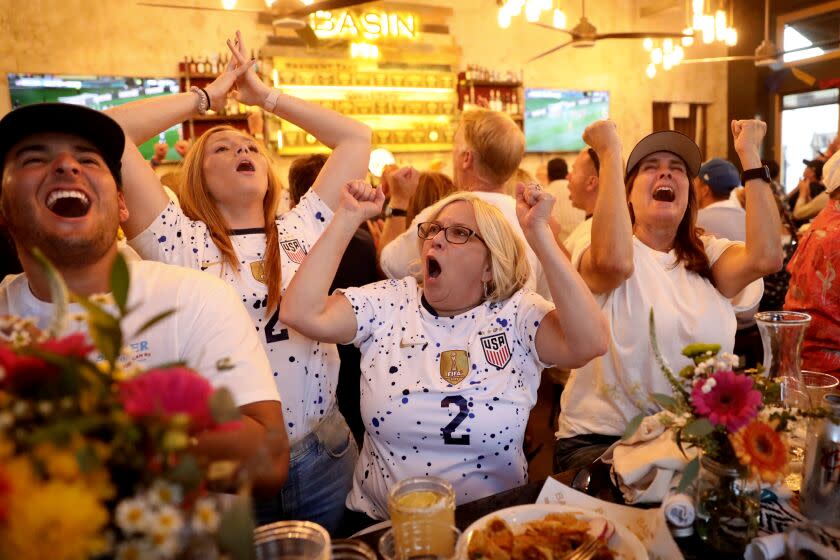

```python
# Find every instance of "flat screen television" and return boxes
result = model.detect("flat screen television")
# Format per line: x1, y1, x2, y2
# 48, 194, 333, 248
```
7, 74, 182, 161
524, 89, 610, 153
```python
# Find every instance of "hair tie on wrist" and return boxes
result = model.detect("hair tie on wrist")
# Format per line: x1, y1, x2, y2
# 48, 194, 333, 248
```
190, 86, 209, 115
200, 88, 211, 110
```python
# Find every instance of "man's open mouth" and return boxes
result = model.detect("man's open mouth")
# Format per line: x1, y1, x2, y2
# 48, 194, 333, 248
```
46, 189, 90, 218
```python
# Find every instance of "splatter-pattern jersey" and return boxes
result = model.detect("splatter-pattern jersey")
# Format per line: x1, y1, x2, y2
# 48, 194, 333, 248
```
338, 277, 554, 519
129, 191, 338, 443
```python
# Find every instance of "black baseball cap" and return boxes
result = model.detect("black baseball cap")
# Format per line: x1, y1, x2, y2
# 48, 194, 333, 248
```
802, 158, 825, 179
625, 130, 702, 180
0, 103, 125, 184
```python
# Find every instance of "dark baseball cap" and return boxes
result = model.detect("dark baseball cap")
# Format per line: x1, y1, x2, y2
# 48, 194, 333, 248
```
698, 158, 741, 195
802, 158, 825, 179
0, 103, 125, 184
625, 130, 702, 180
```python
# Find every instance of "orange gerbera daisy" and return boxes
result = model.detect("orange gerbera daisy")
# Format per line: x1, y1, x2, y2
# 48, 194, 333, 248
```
730, 420, 788, 483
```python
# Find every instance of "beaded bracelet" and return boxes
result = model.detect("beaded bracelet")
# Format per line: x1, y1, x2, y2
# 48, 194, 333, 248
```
190, 86, 209, 115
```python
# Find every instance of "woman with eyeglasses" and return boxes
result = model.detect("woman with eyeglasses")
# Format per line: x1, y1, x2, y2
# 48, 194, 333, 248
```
280, 180, 608, 528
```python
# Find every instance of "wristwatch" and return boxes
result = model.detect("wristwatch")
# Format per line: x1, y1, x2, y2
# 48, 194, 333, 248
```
385, 206, 407, 218
741, 165, 771, 185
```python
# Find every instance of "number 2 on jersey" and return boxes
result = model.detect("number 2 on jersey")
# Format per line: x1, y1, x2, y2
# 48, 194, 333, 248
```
440, 395, 470, 445
264, 308, 290, 343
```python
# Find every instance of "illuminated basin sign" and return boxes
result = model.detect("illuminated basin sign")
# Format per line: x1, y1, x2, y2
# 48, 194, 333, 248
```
310, 9, 419, 41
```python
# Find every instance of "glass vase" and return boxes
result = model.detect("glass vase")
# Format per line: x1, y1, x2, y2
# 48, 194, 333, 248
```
755, 311, 811, 407
695, 456, 761, 554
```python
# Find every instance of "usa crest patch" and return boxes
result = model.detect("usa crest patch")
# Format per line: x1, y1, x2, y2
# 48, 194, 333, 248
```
280, 239, 307, 264
480, 332, 511, 369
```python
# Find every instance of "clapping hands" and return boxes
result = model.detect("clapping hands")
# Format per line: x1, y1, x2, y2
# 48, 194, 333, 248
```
203, 31, 266, 113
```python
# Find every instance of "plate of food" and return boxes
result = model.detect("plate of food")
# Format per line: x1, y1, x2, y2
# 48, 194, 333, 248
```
459, 504, 648, 560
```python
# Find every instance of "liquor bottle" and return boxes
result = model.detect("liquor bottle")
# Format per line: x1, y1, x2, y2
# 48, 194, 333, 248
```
189, 57, 197, 73
511, 93, 519, 115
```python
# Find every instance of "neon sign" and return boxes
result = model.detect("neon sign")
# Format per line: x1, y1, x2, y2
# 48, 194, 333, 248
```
310, 9, 419, 41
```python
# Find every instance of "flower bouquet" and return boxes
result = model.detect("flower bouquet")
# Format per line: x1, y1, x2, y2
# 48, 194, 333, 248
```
622, 311, 835, 553
0, 253, 256, 560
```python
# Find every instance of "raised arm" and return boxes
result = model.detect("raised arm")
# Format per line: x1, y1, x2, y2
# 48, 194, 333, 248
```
516, 183, 609, 368
229, 32, 371, 211
106, 48, 254, 238
279, 181, 385, 343
711, 120, 784, 297
577, 121, 634, 294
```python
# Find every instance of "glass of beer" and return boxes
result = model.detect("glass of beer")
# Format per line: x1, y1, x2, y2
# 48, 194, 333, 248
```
378, 521, 461, 560
387, 477, 456, 558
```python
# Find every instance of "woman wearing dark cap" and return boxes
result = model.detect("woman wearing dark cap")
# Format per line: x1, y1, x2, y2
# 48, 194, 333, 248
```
553, 120, 783, 471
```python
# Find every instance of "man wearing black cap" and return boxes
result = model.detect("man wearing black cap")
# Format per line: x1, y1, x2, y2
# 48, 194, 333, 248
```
0, 103, 290, 490
792, 158, 828, 224
695, 157, 746, 242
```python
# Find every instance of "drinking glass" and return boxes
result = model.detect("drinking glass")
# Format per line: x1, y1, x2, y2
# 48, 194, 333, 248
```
378, 521, 461, 560
254, 520, 331, 560
388, 477, 455, 558
801, 371, 839, 407
331, 539, 377, 560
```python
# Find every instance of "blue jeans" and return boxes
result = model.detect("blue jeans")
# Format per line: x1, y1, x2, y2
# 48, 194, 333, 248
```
255, 409, 358, 534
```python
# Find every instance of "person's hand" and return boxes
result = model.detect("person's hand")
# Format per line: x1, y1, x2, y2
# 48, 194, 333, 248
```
226, 30, 271, 108
338, 180, 385, 225
247, 109, 264, 138
516, 182, 554, 233
174, 139, 190, 158
367, 218, 385, 249
153, 142, 168, 161
388, 166, 419, 209
583, 120, 621, 155
731, 119, 766, 157
201, 35, 256, 112
798, 177, 812, 202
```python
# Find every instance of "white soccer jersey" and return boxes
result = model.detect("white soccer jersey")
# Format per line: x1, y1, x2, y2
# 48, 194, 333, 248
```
338, 277, 554, 519
0, 260, 280, 407
129, 191, 339, 443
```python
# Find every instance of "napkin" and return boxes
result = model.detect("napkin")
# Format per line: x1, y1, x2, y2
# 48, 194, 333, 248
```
601, 414, 696, 504
537, 477, 684, 560
661, 491, 694, 528
745, 526, 840, 560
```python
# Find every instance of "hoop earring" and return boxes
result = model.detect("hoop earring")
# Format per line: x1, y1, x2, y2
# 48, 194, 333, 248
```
483, 281, 491, 300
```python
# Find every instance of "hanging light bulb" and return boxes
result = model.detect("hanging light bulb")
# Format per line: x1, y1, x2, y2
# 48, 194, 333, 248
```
651, 47, 663, 64
702, 15, 715, 44
663, 53, 674, 70
642, 37, 654, 51
681, 27, 695, 47
692, 0, 705, 14
663, 38, 674, 54
553, 8, 566, 29
525, 0, 541, 22
725, 27, 738, 46
509, 0, 525, 16
222, 0, 236, 9
647, 63, 657, 78
715, 9, 727, 41
265, 0, 276, 6
498, 8, 512, 29
674, 45, 685, 63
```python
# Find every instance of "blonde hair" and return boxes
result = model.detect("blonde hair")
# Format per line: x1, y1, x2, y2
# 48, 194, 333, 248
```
420, 192, 531, 302
179, 125, 284, 316
503, 167, 535, 196
406, 172, 457, 225
459, 109, 525, 186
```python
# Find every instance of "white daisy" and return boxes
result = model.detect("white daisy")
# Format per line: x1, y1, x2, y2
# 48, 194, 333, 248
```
191, 498, 220, 533
148, 479, 183, 507
150, 504, 184, 536
149, 530, 180, 558
115, 539, 155, 560
115, 497, 151, 534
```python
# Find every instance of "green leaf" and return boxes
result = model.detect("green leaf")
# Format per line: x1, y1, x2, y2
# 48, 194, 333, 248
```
217, 495, 257, 560
683, 418, 715, 437
31, 248, 69, 337
651, 393, 679, 411
622, 413, 645, 440
649, 309, 690, 407
110, 252, 130, 315
168, 454, 202, 491
131, 309, 177, 338
210, 388, 241, 424
73, 295, 122, 365
681, 343, 721, 360
677, 456, 700, 493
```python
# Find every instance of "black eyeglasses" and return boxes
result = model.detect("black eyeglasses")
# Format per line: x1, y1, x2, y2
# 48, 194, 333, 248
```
417, 222, 485, 245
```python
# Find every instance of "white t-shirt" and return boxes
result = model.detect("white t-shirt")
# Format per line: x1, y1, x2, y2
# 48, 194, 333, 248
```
129, 191, 339, 444
545, 179, 585, 243
697, 198, 746, 242
563, 217, 592, 254
338, 277, 554, 519
0, 260, 279, 407
556, 233, 763, 438
379, 191, 548, 298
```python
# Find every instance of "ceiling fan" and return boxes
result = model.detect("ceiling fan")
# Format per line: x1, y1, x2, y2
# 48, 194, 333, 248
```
137, 0, 373, 48
679, 0, 838, 69
527, 0, 690, 62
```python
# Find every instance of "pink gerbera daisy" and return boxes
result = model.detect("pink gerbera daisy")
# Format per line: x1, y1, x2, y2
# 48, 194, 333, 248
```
119, 367, 215, 433
691, 370, 761, 432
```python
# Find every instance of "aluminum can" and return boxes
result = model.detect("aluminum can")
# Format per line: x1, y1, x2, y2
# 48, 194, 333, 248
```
801, 393, 840, 527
